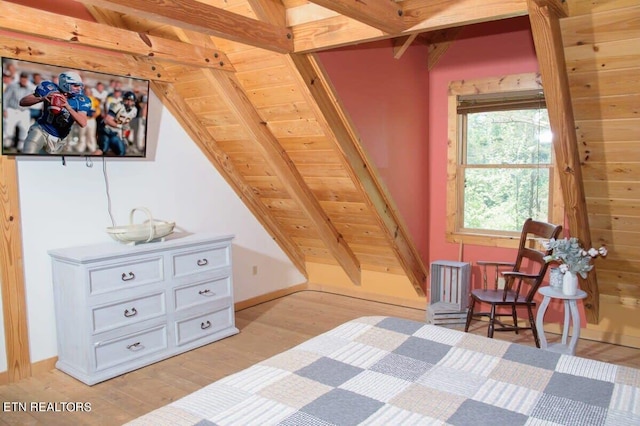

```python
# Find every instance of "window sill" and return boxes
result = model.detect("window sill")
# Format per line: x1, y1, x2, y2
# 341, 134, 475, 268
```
446, 231, 521, 249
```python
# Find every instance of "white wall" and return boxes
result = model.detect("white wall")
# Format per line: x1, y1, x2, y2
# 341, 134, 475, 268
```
0, 91, 305, 371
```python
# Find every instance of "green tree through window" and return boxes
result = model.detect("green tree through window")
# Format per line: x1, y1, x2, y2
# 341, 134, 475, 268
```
460, 106, 552, 233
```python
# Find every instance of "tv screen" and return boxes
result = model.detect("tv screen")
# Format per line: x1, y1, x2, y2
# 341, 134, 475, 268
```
2, 57, 149, 158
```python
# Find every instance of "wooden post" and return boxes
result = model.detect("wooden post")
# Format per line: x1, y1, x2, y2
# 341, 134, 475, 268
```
527, 0, 599, 323
0, 155, 31, 381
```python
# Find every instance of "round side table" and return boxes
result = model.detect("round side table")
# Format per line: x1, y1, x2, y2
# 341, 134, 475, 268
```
535, 286, 587, 355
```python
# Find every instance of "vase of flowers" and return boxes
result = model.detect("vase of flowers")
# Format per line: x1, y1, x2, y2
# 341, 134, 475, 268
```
543, 237, 607, 295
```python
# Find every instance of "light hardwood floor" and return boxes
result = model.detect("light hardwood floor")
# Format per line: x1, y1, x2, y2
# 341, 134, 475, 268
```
1, 290, 639, 425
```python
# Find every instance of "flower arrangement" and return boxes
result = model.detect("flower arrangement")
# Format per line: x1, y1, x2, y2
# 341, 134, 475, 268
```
543, 237, 607, 278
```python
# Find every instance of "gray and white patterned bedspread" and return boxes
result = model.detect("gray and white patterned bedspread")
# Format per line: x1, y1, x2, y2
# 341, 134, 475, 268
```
127, 316, 640, 425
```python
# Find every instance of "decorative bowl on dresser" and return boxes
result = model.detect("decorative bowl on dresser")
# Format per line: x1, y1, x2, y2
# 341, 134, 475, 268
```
49, 233, 238, 385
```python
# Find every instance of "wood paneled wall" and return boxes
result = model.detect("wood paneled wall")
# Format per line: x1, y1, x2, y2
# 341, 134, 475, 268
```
563, 1, 640, 306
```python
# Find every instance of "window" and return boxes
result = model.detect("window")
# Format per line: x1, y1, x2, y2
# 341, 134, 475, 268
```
446, 73, 562, 247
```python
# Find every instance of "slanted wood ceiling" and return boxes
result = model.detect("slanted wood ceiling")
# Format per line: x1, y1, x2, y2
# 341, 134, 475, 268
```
1, 0, 637, 325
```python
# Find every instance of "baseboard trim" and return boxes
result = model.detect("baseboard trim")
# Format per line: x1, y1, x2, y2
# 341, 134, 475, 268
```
306, 282, 427, 310
0, 356, 57, 385
234, 283, 308, 311
234, 282, 426, 312
32, 356, 58, 376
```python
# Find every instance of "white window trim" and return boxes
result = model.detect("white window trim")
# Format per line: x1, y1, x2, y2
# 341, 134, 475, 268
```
446, 72, 563, 248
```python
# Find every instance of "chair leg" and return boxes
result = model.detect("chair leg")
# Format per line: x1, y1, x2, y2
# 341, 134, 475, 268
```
464, 298, 476, 332
488, 304, 496, 338
528, 305, 540, 348
512, 306, 519, 334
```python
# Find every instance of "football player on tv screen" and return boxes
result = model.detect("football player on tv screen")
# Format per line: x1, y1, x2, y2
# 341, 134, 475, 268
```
19, 71, 92, 154
95, 90, 138, 156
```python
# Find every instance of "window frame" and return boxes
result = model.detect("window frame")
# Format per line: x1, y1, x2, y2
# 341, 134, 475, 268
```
446, 73, 563, 248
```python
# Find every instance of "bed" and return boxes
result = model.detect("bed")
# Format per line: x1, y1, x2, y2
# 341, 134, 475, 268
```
127, 316, 640, 425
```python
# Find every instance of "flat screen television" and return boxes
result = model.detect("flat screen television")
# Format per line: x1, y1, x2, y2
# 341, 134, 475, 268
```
2, 57, 149, 158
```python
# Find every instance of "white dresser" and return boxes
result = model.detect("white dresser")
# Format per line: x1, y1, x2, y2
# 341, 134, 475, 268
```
49, 233, 238, 385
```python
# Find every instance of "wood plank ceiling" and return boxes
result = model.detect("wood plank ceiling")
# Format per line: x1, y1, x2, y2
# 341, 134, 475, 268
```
4, 0, 630, 323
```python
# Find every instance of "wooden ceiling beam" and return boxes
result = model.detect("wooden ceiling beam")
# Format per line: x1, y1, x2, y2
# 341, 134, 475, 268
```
527, 0, 598, 323
76, 0, 293, 53
306, 0, 408, 34
204, 69, 362, 286
401, 0, 528, 28
0, 2, 234, 72
292, 0, 528, 52
0, 33, 181, 82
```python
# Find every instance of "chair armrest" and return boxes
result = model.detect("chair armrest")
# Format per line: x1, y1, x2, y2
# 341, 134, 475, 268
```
502, 271, 537, 279
501, 272, 539, 297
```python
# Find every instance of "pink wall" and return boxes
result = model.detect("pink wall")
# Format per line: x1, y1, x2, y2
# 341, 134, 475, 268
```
428, 16, 540, 272
318, 41, 431, 264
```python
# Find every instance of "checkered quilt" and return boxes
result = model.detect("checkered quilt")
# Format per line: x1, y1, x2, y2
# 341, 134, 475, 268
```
127, 316, 640, 425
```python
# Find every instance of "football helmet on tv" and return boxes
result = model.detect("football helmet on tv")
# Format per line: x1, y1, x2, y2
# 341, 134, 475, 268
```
122, 91, 136, 111
58, 71, 84, 94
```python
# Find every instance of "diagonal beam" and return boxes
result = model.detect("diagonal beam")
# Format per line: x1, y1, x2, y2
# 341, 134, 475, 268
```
289, 53, 427, 296
392, 34, 418, 59
0, 2, 234, 72
527, 0, 598, 323
425, 27, 461, 70
204, 69, 362, 286
76, 0, 293, 53
152, 81, 309, 277
307, 0, 408, 34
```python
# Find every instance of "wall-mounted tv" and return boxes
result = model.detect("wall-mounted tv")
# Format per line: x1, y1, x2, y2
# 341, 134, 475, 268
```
2, 57, 149, 158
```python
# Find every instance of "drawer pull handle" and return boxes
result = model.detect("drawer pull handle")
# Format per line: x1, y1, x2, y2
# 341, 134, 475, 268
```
201, 321, 212, 330
121, 272, 136, 281
127, 342, 143, 351
198, 289, 215, 296
124, 308, 138, 317
197, 259, 208, 267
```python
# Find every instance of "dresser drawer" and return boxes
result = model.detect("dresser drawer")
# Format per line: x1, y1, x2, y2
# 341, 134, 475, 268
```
172, 245, 230, 278
92, 292, 166, 334
175, 306, 233, 346
173, 275, 231, 312
94, 325, 168, 372
89, 257, 164, 295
